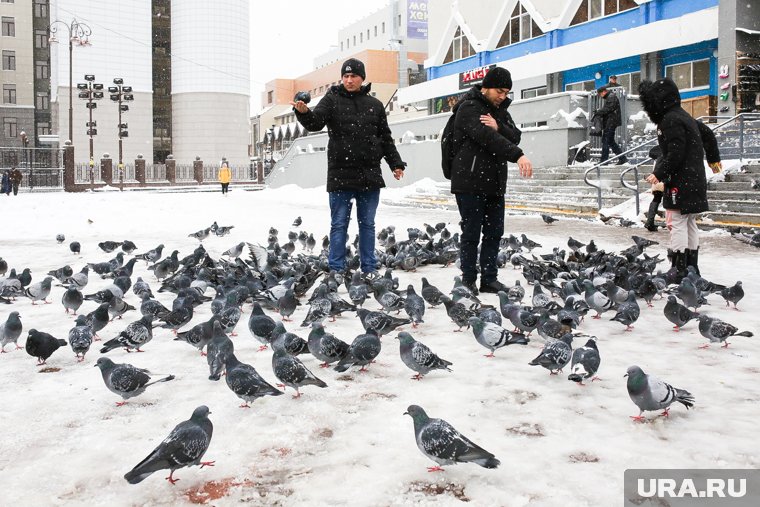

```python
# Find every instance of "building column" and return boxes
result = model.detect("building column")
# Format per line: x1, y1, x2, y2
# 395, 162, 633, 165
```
166, 156, 176, 184
193, 158, 204, 184
135, 156, 146, 186
63, 142, 77, 192
101, 157, 113, 186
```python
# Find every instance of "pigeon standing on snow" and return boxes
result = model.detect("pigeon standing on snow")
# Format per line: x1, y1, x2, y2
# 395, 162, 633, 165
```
396, 332, 452, 380
174, 316, 216, 355
610, 290, 641, 331
307, 322, 349, 367
356, 308, 411, 336
248, 302, 276, 350
420, 277, 445, 307
23, 276, 54, 304
124, 405, 214, 485
403, 285, 426, 327
99, 241, 123, 253
697, 315, 753, 348
134, 244, 164, 263
47, 265, 73, 283
541, 214, 558, 225
56, 233, 65, 244
333, 329, 382, 372
625, 365, 694, 421
271, 341, 327, 398
224, 353, 282, 407
61, 266, 89, 290
68, 315, 94, 361
583, 280, 614, 318
25, 329, 67, 364
188, 228, 211, 242
61, 286, 84, 315
468, 316, 528, 357
663, 296, 698, 332
292, 216, 302, 227
95, 357, 175, 406
99, 315, 154, 353
720, 281, 744, 310
222, 242, 245, 259
207, 321, 234, 381
529, 333, 573, 374
404, 405, 500, 472
85, 303, 111, 339
0, 311, 23, 352
567, 338, 601, 385
69, 241, 81, 254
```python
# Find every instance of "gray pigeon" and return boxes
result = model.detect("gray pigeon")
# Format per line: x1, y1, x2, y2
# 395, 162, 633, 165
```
85, 303, 111, 339
468, 316, 528, 357
271, 322, 308, 356
663, 296, 698, 332
99, 315, 154, 353
224, 353, 283, 407
403, 285, 425, 328
25, 329, 67, 364
719, 281, 744, 310
697, 315, 753, 349
347, 272, 369, 308
333, 329, 381, 373
625, 365, 694, 421
248, 302, 277, 350
132, 277, 153, 299
271, 343, 327, 398
277, 288, 299, 321
95, 357, 175, 406
396, 332, 452, 380
217, 304, 242, 336
188, 228, 211, 242
47, 264, 73, 283
124, 405, 214, 485
356, 308, 411, 336
307, 322, 349, 367
420, 277, 445, 307
610, 290, 640, 331
567, 338, 601, 385
175, 316, 216, 355
61, 286, 84, 315
583, 280, 614, 318
207, 321, 234, 381
61, 266, 89, 290
222, 242, 245, 259
404, 405, 500, 472
69, 315, 94, 361
507, 280, 525, 303
23, 276, 54, 304
374, 286, 405, 313
529, 333, 573, 374
134, 244, 164, 263
0, 311, 23, 352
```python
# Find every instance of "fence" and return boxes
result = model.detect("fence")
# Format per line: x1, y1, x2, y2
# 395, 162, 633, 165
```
587, 87, 629, 161
2, 147, 65, 190
74, 162, 102, 184
176, 164, 194, 182
146, 163, 166, 181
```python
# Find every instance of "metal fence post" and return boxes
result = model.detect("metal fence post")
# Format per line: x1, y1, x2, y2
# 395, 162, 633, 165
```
738, 114, 745, 160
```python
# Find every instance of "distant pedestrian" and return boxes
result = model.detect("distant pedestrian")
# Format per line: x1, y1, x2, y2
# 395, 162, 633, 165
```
1, 170, 10, 195
607, 75, 621, 88
218, 161, 231, 194
595, 86, 627, 165
8, 167, 22, 196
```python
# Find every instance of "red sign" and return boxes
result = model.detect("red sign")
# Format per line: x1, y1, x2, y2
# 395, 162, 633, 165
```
459, 64, 496, 89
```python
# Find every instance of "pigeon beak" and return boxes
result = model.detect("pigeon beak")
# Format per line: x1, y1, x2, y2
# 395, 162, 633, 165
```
623, 373, 628, 377
403, 411, 409, 416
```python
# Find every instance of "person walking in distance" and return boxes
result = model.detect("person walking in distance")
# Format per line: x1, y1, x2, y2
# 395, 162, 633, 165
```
447, 66, 533, 294
8, 167, 22, 196
291, 58, 406, 276
595, 86, 627, 165
218, 161, 231, 195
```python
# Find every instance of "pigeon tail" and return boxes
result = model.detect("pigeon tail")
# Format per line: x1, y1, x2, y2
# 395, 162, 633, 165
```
735, 331, 753, 337
675, 389, 695, 410
507, 334, 529, 346
145, 375, 176, 387
99, 338, 122, 354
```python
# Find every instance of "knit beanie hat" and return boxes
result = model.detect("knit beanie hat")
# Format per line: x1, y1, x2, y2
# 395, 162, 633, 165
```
481, 67, 512, 89
341, 58, 366, 80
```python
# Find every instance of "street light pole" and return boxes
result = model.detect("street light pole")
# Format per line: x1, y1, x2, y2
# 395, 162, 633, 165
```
19, 131, 30, 189
48, 19, 92, 144
109, 79, 133, 191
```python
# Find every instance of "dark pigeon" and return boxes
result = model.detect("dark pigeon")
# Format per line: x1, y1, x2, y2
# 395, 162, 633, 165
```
68, 315, 94, 361
697, 315, 753, 349
99, 315, 154, 353
61, 286, 84, 315
396, 332, 452, 380
663, 296, 698, 332
224, 353, 283, 407
248, 302, 277, 350
529, 333, 573, 374
207, 321, 234, 381
567, 338, 601, 385
271, 342, 327, 398
95, 357, 174, 406
356, 308, 411, 336
1, 311, 23, 351
333, 329, 381, 373
25, 329, 67, 365
720, 281, 744, 310
307, 322, 349, 367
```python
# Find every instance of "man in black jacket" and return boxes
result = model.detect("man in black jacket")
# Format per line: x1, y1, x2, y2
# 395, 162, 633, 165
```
292, 58, 405, 275
641, 78, 721, 278
449, 67, 532, 294
596, 86, 627, 165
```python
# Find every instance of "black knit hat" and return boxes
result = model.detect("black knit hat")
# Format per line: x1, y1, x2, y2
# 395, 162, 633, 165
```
481, 67, 512, 89
341, 58, 366, 80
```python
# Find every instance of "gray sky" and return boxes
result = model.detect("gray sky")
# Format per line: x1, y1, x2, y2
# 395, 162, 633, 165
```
249, 0, 390, 113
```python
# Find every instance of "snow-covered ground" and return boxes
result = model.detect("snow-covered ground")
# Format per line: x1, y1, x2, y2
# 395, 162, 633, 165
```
0, 183, 758, 506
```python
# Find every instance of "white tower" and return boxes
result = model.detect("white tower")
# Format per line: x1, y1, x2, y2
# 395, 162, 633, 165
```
171, 0, 250, 166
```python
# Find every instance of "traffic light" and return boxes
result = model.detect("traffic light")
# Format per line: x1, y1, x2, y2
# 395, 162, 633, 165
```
118, 123, 128, 129
93, 83, 104, 90
84, 74, 95, 81
123, 94, 134, 101
122, 86, 132, 93
108, 86, 118, 93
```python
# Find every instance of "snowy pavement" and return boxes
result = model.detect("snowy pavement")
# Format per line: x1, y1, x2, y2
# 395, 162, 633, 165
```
0, 181, 758, 506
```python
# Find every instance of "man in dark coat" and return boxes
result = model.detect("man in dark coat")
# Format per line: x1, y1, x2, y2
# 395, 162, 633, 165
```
595, 86, 626, 165
642, 78, 721, 277
292, 58, 405, 274
8, 167, 22, 196
449, 67, 532, 294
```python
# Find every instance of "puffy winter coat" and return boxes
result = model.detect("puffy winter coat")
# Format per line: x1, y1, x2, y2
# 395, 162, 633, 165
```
218, 166, 231, 184
596, 92, 622, 130
1, 172, 9, 193
640, 78, 720, 214
295, 83, 405, 192
9, 169, 22, 184
449, 85, 524, 196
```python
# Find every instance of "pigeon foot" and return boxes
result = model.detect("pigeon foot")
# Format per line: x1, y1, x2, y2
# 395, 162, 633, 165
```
426, 466, 445, 472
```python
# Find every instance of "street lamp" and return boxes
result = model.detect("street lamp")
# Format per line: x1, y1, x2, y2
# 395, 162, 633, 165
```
47, 19, 93, 144
109, 78, 134, 190
19, 131, 30, 189
77, 74, 103, 171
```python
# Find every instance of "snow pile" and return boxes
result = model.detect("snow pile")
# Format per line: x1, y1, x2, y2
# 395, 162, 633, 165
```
549, 107, 587, 129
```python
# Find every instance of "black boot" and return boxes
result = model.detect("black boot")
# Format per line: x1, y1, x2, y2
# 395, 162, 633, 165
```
685, 248, 700, 276
672, 250, 688, 283
644, 201, 659, 232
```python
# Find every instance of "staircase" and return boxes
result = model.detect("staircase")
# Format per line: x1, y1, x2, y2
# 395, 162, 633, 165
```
704, 163, 760, 226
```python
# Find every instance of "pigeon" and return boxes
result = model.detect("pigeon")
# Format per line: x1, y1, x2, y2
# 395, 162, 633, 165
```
121, 240, 138, 254
532, 283, 552, 309
374, 286, 405, 313
277, 289, 299, 322
95, 357, 175, 406
175, 316, 217, 355
468, 316, 528, 357
270, 323, 308, 356
148, 250, 180, 280
85, 303, 111, 339
248, 302, 277, 350
1, 311, 23, 352
61, 266, 89, 290
47, 264, 73, 283
507, 280, 525, 303
23, 276, 54, 304
25, 329, 67, 364
478, 307, 502, 326
541, 214, 558, 225
222, 242, 245, 259
450, 276, 482, 304
271, 342, 327, 398
567, 338, 601, 385
307, 322, 350, 367
529, 333, 573, 374
188, 228, 211, 242
504, 303, 540, 336
139, 294, 170, 320
404, 405, 500, 472
157, 298, 194, 334
567, 237, 585, 252
403, 285, 426, 327
56, 233, 65, 244
124, 405, 214, 485
333, 329, 382, 373
719, 281, 744, 310
68, 315, 94, 361
610, 290, 641, 331
98, 241, 123, 253
224, 353, 283, 407
583, 280, 614, 318
420, 277, 445, 307
675, 277, 704, 310
300, 285, 332, 327
135, 244, 165, 263
69, 241, 81, 254
0, 257, 6, 276
356, 308, 410, 336
207, 321, 234, 381
217, 304, 242, 336
132, 277, 153, 299
100, 315, 154, 354
625, 365, 694, 421
292, 216, 302, 227
520, 233, 542, 252
214, 224, 234, 237
697, 315, 753, 348
441, 296, 474, 331
396, 332, 452, 380
60, 286, 84, 315
18, 268, 32, 288
663, 296, 698, 332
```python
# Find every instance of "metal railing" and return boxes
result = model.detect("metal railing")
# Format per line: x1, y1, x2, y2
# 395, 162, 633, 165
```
176, 164, 194, 181
146, 163, 166, 181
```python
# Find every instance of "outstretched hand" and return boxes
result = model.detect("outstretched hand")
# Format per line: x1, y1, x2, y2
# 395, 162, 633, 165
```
517, 155, 533, 178
290, 100, 309, 114
393, 168, 404, 180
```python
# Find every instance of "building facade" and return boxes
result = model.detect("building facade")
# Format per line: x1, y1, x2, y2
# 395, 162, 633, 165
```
398, 0, 760, 119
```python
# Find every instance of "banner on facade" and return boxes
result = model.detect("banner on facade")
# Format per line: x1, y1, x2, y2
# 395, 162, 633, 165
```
458, 64, 496, 90
407, 0, 428, 39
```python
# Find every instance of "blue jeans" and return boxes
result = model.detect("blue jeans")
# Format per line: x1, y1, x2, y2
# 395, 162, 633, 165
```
455, 194, 505, 284
328, 189, 380, 273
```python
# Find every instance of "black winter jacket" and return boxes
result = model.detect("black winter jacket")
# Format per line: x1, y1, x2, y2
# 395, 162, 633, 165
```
449, 86, 524, 195
597, 92, 622, 130
294, 83, 405, 192
641, 78, 720, 214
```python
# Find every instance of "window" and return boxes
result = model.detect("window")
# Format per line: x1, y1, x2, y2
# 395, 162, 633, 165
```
614, 72, 641, 93
2, 17, 15, 37
340, 42, 343, 51
3, 84, 16, 104
3, 117, 17, 138
498, 2, 543, 47
35, 30, 48, 48
374, 25, 377, 37
367, 29, 370, 39
35, 60, 48, 79
36, 92, 49, 110
1, 0, 14, 3
521, 86, 547, 99
382, 22, 385, 33
34, 1, 48, 18
353, 35, 356, 46
398, 14, 402, 26
2, 50, 15, 70
571, 0, 637, 25
154, 127, 169, 137
443, 27, 476, 63
565, 80, 596, 92
665, 59, 710, 91
37, 121, 51, 136
360, 32, 363, 43
267, 90, 273, 104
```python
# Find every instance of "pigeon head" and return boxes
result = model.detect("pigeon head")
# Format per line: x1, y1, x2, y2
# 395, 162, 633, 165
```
396, 332, 415, 345
9, 311, 20, 320
94, 357, 115, 370
191, 405, 212, 420
584, 337, 598, 349
467, 316, 485, 332
310, 322, 325, 334
404, 405, 429, 423
74, 315, 88, 326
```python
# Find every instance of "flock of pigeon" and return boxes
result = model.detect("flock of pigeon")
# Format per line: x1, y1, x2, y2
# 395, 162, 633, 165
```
0, 213, 754, 486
